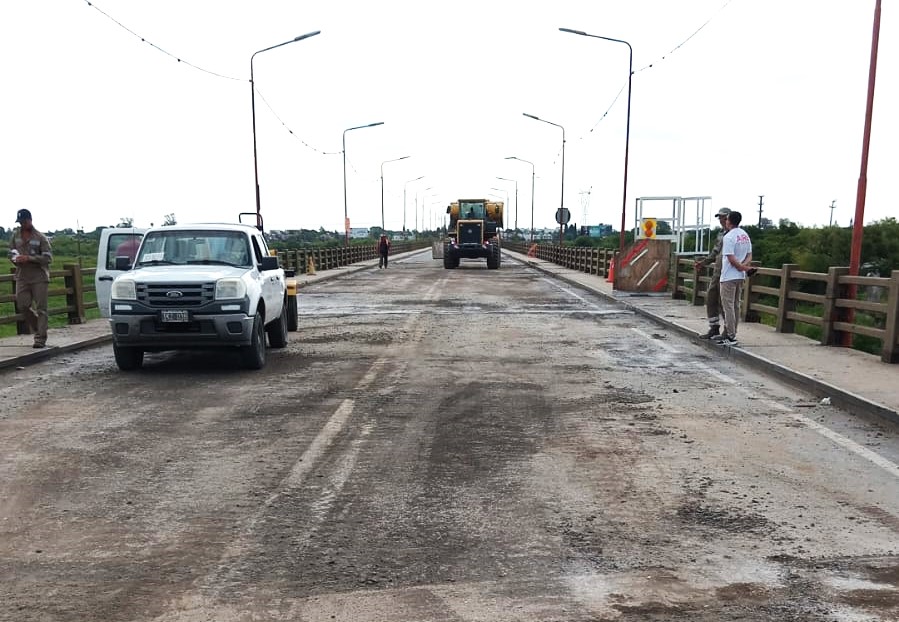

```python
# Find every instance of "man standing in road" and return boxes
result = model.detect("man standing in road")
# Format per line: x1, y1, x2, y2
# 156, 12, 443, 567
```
8, 209, 53, 348
713, 211, 752, 347
694, 207, 731, 339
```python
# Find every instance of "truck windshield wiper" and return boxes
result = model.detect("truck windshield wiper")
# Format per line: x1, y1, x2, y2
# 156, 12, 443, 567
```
136, 259, 176, 266
185, 259, 243, 267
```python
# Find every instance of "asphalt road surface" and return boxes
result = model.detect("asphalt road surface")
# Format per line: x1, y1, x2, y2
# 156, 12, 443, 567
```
2, 251, 899, 621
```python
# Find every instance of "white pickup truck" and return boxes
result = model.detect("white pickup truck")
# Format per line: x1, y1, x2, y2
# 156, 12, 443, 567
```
105, 223, 295, 370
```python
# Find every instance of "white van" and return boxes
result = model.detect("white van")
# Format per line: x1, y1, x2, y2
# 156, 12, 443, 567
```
95, 227, 148, 318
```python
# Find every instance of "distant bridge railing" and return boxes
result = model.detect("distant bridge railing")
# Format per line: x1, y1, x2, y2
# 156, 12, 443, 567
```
503, 240, 615, 277
275, 240, 428, 274
505, 240, 899, 364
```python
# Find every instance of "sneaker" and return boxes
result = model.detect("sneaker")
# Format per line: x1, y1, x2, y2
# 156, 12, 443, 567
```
33, 342, 46, 349
699, 326, 721, 339
710, 333, 727, 343
715, 335, 739, 346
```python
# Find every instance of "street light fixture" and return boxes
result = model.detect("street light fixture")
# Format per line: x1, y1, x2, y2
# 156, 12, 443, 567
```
505, 156, 535, 243
380, 155, 410, 231
560, 27, 632, 255
403, 176, 425, 233
343, 121, 385, 246
523, 112, 566, 245
489, 187, 509, 213
250, 30, 321, 227
496, 176, 518, 233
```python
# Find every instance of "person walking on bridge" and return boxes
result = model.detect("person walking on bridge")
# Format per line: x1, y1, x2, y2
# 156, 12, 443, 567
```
694, 207, 731, 339
8, 209, 53, 348
378, 234, 391, 269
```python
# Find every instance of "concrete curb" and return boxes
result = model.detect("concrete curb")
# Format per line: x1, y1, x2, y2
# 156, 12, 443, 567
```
507, 251, 899, 426
0, 334, 113, 373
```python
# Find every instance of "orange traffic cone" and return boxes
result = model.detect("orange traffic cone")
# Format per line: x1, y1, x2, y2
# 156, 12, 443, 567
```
606, 258, 615, 282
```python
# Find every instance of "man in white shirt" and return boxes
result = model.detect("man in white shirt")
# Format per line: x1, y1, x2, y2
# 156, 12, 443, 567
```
712, 211, 752, 346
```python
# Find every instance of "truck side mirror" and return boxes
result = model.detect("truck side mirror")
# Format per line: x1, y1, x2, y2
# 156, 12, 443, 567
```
259, 256, 279, 271
115, 256, 132, 271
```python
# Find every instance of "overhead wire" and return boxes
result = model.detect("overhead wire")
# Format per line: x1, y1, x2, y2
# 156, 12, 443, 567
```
81, 0, 335, 155
578, 0, 736, 141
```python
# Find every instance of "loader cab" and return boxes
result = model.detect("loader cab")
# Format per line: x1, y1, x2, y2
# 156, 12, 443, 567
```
459, 200, 487, 220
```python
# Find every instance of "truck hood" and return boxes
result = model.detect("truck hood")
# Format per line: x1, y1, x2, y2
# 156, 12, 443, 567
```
120, 265, 251, 283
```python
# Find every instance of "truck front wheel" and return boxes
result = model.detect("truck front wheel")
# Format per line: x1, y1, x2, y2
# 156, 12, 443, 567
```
241, 313, 267, 370
114, 344, 144, 371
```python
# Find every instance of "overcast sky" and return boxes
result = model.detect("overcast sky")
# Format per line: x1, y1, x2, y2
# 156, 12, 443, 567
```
1, 1, 896, 234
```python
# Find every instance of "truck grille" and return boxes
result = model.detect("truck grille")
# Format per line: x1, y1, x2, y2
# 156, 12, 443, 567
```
136, 283, 215, 307
459, 222, 483, 245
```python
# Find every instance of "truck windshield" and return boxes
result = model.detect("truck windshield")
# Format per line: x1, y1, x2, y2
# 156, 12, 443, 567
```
460, 201, 486, 219
136, 230, 251, 267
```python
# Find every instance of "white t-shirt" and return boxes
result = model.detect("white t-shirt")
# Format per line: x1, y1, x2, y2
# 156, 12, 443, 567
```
720, 226, 752, 282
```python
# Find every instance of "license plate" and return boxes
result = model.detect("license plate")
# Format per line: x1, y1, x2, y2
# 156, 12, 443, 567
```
161, 309, 189, 323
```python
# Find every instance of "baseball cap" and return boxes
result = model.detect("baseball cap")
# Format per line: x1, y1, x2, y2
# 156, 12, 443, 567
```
16, 209, 32, 223
715, 207, 731, 218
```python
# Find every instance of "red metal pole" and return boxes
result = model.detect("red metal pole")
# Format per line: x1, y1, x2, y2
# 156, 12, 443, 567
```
844, 0, 881, 347
849, 0, 881, 276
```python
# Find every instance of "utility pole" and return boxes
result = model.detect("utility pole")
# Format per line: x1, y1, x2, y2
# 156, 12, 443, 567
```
757, 195, 764, 227
829, 200, 836, 226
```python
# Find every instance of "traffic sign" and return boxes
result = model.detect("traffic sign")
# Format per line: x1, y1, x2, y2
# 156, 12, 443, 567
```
555, 208, 571, 225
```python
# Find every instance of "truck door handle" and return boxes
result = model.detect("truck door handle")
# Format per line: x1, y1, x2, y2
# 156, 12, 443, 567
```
98, 276, 114, 281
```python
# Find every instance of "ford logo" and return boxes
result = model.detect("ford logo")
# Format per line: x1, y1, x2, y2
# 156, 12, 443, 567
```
166, 291, 184, 298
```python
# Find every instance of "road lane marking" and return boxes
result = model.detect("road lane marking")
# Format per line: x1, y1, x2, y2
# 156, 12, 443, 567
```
280, 398, 356, 490
540, 277, 602, 309
630, 327, 681, 354
760, 398, 899, 480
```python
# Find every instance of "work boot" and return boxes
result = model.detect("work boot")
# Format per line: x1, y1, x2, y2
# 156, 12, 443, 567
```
699, 325, 721, 339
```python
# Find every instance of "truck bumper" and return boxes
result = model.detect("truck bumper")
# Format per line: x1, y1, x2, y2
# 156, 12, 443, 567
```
110, 313, 255, 350
448, 244, 492, 259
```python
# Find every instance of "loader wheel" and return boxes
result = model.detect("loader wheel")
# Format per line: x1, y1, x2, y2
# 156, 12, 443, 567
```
444, 248, 457, 269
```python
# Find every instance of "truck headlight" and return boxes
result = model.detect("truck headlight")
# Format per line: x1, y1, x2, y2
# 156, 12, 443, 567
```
111, 279, 137, 300
215, 278, 246, 300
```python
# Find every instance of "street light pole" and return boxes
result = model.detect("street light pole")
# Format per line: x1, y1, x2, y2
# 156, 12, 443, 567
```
523, 113, 565, 245
489, 187, 509, 219
416, 187, 433, 232
559, 28, 632, 254
403, 176, 424, 233
505, 156, 535, 243
250, 30, 321, 227
496, 176, 518, 234
380, 155, 410, 231
343, 121, 385, 246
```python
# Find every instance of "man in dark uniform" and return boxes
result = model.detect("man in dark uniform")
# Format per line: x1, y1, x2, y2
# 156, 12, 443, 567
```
9, 209, 53, 348
694, 207, 730, 339
378, 234, 391, 269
